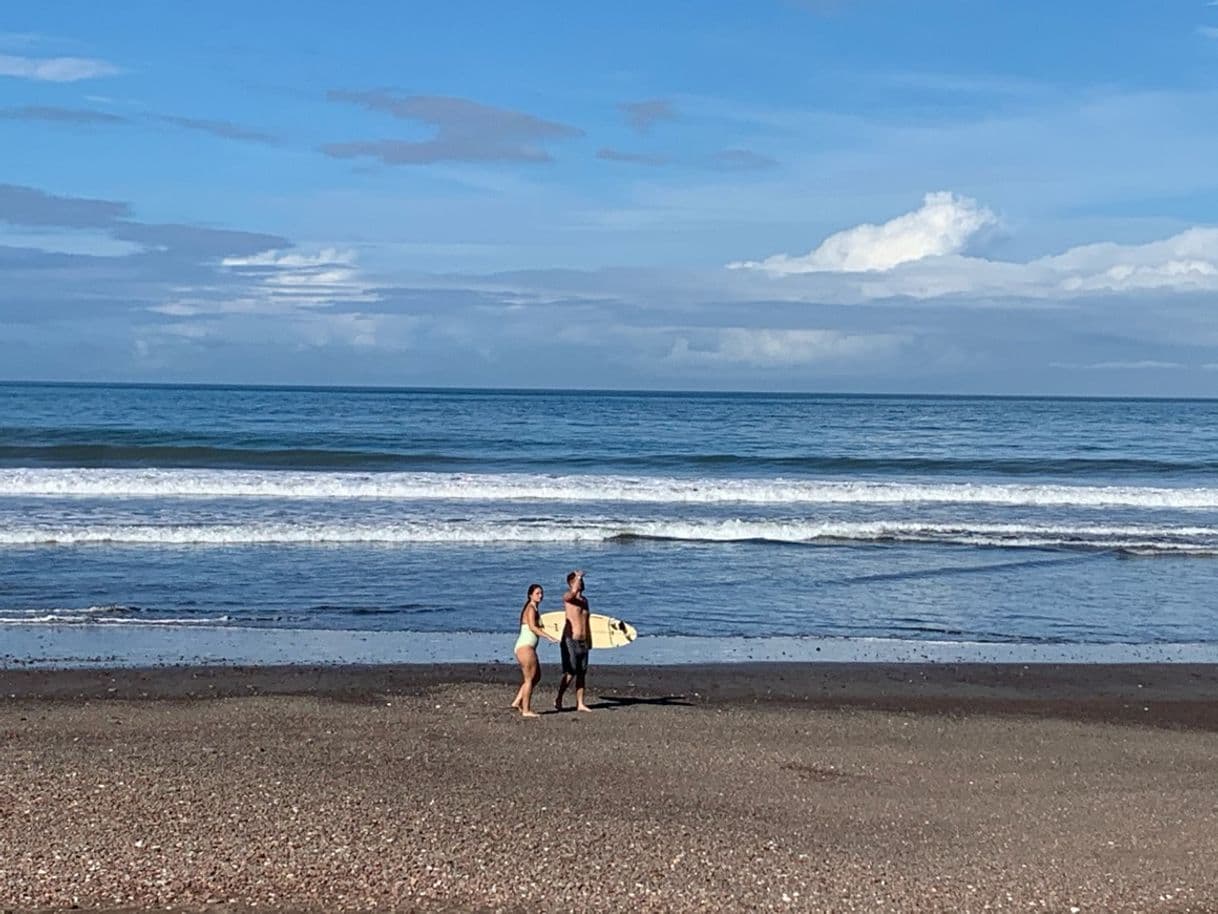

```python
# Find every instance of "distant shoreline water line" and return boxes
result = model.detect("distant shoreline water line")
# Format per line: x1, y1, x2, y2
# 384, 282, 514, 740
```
4, 379, 1218, 403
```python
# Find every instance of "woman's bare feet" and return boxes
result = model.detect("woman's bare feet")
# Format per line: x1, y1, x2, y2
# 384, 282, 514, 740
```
521, 709, 540, 718
576, 704, 592, 713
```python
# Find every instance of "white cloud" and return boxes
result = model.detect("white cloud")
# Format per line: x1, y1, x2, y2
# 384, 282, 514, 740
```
726, 193, 1218, 301
1095, 361, 1182, 370
136, 311, 418, 357
1199, 26, 1218, 38
1044, 230, 1218, 292
217, 247, 378, 307
729, 192, 996, 274
1052, 360, 1186, 371
221, 248, 356, 269
668, 328, 904, 367
0, 54, 120, 82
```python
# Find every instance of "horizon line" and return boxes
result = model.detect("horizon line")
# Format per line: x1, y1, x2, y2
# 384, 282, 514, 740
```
2, 378, 1216, 403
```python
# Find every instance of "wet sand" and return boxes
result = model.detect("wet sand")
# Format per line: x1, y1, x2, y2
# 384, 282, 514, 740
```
3, 662, 1218, 912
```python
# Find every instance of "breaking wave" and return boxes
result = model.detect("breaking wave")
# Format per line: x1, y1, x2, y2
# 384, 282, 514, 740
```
2, 468, 1216, 509
0, 518, 1214, 556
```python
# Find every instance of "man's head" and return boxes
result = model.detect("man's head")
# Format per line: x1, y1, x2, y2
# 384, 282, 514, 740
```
566, 569, 584, 592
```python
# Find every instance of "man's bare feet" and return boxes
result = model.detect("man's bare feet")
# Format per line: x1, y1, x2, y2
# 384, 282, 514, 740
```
554, 698, 564, 712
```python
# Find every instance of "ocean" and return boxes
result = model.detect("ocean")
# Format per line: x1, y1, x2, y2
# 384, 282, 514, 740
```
2, 382, 1217, 665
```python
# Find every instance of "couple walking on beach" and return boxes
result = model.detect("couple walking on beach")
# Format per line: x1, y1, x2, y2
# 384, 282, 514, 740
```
511, 569, 592, 718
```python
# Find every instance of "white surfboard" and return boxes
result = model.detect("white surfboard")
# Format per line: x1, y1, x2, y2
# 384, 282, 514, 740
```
539, 611, 637, 649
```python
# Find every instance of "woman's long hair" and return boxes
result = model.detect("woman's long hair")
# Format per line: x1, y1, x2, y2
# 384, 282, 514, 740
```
520, 583, 542, 619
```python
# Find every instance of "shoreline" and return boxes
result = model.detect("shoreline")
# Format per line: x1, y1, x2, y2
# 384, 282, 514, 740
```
6, 623, 1218, 670
5, 660, 1218, 730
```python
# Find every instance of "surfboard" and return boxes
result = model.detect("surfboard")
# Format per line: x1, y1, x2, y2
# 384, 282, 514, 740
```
539, 611, 637, 649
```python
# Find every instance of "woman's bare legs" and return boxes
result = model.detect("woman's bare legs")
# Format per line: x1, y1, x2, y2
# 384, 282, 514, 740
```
514, 646, 541, 717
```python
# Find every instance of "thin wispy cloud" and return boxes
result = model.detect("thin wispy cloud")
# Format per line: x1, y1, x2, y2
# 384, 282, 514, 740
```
0, 183, 130, 227
0, 105, 127, 125
0, 32, 47, 49
0, 183, 393, 367
1087, 360, 1184, 370
322, 90, 583, 164
0, 53, 120, 82
0, 105, 276, 143
219, 248, 378, 307
619, 99, 677, 133
0, 183, 285, 256
787, 0, 852, 13
1051, 360, 1185, 371
1198, 25, 1218, 38
596, 147, 671, 166
151, 114, 278, 145
707, 148, 779, 171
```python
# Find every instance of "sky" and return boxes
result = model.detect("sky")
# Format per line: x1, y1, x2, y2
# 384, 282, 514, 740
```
2, 1, 1218, 395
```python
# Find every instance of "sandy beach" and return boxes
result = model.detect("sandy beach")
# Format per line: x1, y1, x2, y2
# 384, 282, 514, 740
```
3, 662, 1218, 913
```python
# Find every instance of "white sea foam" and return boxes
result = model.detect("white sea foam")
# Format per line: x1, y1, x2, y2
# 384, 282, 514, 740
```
0, 518, 1213, 553
1, 468, 1216, 509
0, 612, 231, 626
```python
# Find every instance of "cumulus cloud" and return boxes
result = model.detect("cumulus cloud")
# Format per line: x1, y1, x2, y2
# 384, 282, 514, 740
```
1038, 229, 1218, 293
0, 54, 120, 82
829, 225, 1218, 300
725, 190, 1218, 301
322, 91, 583, 164
732, 191, 996, 274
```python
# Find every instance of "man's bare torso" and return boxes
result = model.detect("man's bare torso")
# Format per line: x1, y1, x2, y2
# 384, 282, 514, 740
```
563, 591, 590, 642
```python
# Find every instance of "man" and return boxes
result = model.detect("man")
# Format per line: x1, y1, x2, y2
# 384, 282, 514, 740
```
555, 569, 592, 713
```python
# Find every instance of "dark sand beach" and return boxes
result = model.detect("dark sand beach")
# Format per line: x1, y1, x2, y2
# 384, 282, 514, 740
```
3, 662, 1218, 912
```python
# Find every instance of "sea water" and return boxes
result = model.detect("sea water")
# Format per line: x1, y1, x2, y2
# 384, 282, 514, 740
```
2, 383, 1217, 665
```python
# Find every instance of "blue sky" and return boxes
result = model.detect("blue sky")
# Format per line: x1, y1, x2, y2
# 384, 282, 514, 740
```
2, 1, 1218, 394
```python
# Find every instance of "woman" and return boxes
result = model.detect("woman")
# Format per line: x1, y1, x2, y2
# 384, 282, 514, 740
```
511, 583, 557, 718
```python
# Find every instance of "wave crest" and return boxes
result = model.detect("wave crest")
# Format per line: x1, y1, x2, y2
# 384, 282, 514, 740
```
2, 468, 1216, 509
0, 519, 1214, 556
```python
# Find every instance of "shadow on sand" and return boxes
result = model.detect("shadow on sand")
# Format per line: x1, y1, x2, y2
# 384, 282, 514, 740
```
586, 694, 693, 711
